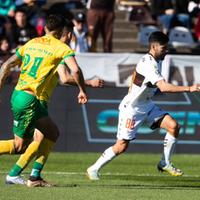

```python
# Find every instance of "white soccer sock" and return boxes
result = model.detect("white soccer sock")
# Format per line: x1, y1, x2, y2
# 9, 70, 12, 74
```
162, 132, 177, 166
90, 147, 116, 171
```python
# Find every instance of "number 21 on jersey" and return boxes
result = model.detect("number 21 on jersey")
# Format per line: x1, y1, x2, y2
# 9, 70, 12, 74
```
21, 54, 43, 79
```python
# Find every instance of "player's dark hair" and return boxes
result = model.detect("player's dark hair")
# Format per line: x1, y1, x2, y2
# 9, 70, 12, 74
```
148, 31, 169, 45
64, 19, 74, 33
45, 14, 67, 31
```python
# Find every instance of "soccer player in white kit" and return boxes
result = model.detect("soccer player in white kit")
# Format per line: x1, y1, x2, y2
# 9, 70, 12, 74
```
87, 31, 200, 180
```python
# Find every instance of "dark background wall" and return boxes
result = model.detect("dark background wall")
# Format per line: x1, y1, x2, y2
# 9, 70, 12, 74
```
1, 84, 200, 153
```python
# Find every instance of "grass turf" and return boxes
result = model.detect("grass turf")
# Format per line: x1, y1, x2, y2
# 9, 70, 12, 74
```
0, 153, 200, 200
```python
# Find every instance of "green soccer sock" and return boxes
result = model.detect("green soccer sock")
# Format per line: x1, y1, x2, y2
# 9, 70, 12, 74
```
8, 141, 40, 177
30, 138, 54, 179
9, 164, 23, 177
30, 162, 43, 179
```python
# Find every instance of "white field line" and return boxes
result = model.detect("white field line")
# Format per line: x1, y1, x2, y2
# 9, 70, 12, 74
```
0, 171, 199, 178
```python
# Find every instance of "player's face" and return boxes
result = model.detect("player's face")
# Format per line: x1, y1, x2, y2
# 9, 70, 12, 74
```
155, 43, 168, 60
60, 27, 72, 44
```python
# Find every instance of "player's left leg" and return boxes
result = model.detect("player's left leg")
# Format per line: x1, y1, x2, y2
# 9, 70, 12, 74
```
87, 107, 142, 180
158, 114, 183, 176
27, 138, 55, 187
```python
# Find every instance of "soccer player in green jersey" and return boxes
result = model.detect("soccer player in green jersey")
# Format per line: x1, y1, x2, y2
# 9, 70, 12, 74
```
0, 14, 88, 187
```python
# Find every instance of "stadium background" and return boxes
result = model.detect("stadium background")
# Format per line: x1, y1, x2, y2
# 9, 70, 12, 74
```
1, 52, 200, 153
1, 0, 200, 154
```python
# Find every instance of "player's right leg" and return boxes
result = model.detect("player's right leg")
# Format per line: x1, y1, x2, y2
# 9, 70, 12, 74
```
0, 140, 15, 155
6, 90, 43, 185
6, 134, 42, 185
0, 90, 33, 155
87, 140, 129, 180
5, 135, 31, 185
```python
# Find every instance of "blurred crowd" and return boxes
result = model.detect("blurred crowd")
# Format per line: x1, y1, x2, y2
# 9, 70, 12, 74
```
0, 0, 117, 61
119, 0, 200, 39
1, 0, 200, 66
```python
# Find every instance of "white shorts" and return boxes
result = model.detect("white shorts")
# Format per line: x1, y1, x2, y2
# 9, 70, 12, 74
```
117, 104, 167, 140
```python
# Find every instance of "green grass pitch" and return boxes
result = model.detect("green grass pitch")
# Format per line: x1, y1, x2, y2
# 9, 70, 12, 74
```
0, 152, 200, 200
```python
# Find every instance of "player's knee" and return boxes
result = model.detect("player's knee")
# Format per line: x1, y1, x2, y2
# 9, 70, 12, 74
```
118, 146, 128, 154
14, 142, 26, 154
169, 121, 180, 136
13, 137, 29, 154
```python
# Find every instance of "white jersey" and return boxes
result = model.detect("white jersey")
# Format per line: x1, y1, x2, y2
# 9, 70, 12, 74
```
119, 53, 164, 112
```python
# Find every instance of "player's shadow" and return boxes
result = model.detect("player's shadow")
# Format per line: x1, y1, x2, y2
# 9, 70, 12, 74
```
53, 174, 200, 190
55, 183, 200, 190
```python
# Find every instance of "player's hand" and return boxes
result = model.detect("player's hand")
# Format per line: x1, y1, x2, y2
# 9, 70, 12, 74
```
78, 91, 88, 104
89, 78, 104, 88
189, 84, 200, 92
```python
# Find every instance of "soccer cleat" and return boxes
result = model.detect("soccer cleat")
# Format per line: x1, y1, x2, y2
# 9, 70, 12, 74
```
86, 167, 100, 180
27, 178, 55, 187
5, 175, 26, 185
157, 161, 183, 177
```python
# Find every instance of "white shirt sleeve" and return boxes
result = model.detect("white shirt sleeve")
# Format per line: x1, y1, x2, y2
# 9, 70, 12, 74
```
141, 59, 164, 85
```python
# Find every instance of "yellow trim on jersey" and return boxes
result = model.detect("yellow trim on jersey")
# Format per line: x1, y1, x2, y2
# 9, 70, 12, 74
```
15, 35, 74, 101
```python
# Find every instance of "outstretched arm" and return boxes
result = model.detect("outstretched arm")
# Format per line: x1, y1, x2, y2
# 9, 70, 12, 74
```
57, 63, 104, 88
0, 54, 21, 90
156, 79, 200, 93
85, 78, 104, 88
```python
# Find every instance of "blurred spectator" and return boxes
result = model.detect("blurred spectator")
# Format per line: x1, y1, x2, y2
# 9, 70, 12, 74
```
150, 0, 175, 33
129, 1, 156, 25
0, 36, 20, 84
10, 8, 37, 48
188, 0, 200, 17
15, 0, 46, 7
0, 16, 6, 37
173, 0, 190, 29
0, 36, 12, 65
189, 0, 200, 40
150, 0, 190, 33
70, 11, 92, 53
16, 0, 46, 35
86, 0, 116, 52
0, 0, 15, 17
0, 0, 16, 44
0, 36, 10, 52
